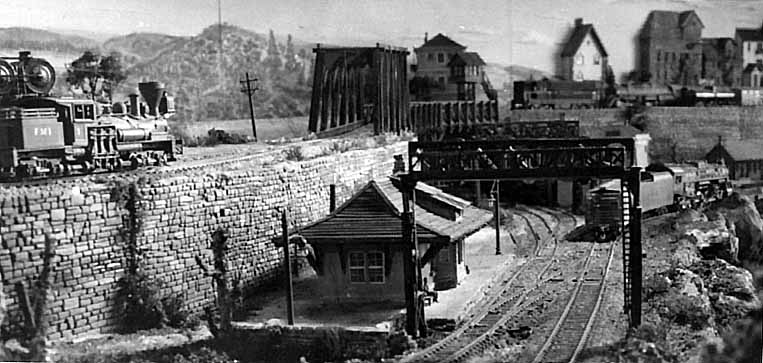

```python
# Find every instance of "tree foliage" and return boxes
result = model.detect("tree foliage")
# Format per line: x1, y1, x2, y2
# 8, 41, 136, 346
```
66, 51, 127, 101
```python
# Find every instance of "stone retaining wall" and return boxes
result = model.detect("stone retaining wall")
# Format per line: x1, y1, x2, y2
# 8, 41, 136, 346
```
226, 322, 391, 362
0, 141, 406, 340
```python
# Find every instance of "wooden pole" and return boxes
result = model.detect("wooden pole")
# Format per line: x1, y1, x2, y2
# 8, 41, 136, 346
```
494, 181, 501, 255
329, 184, 336, 213
282, 211, 295, 325
240, 72, 258, 141
629, 167, 642, 328
401, 177, 419, 337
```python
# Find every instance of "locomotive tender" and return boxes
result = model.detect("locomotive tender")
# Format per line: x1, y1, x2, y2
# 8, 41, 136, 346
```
586, 161, 732, 241
0, 51, 182, 180
511, 79, 742, 109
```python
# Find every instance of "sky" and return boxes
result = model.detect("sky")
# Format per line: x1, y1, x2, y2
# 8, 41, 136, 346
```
2, 0, 762, 77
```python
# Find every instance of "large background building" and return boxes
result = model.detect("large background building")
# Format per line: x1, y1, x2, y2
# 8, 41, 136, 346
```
639, 10, 704, 86
700, 37, 737, 87
560, 18, 609, 82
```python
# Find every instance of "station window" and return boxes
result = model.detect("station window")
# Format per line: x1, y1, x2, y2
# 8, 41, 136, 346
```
349, 252, 366, 283
366, 252, 384, 283
348, 251, 385, 283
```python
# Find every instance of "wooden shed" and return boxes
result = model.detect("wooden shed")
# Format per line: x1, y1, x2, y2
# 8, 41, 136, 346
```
706, 139, 763, 180
281, 177, 492, 305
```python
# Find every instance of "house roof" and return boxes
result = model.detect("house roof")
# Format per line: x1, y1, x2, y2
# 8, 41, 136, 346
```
642, 10, 704, 38
736, 27, 763, 42
714, 140, 763, 161
420, 33, 466, 49
448, 52, 486, 66
275, 178, 492, 246
743, 62, 763, 74
561, 23, 608, 57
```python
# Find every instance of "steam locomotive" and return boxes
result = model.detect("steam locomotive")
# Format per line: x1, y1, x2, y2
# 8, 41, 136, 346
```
586, 161, 732, 241
0, 51, 182, 180
511, 79, 741, 109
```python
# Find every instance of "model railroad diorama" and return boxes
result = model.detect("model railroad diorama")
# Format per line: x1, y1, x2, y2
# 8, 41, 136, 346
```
0, 51, 182, 181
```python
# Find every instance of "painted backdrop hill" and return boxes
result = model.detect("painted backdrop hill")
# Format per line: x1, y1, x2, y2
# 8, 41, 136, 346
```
0, 25, 314, 121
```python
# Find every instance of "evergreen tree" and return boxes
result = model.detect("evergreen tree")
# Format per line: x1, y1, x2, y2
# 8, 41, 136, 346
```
296, 64, 306, 86
264, 29, 282, 71
284, 34, 298, 71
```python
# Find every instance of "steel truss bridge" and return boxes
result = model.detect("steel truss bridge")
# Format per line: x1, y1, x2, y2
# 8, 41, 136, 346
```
399, 137, 643, 337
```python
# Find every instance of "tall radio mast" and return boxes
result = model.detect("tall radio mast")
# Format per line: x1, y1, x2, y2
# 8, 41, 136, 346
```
218, 0, 224, 88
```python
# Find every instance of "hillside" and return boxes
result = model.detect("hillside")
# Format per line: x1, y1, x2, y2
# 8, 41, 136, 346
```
0, 25, 314, 121
102, 33, 186, 68
120, 24, 313, 121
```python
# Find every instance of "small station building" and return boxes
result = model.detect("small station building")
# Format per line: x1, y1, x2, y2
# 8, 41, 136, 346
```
706, 138, 763, 181
282, 177, 492, 305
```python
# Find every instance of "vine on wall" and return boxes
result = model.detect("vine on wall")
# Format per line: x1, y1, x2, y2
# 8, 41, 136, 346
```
111, 179, 169, 332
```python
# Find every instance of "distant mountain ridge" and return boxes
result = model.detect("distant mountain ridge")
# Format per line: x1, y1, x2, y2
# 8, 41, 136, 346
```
0, 27, 100, 54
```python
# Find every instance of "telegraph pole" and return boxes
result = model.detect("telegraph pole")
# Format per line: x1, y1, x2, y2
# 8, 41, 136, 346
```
240, 72, 259, 141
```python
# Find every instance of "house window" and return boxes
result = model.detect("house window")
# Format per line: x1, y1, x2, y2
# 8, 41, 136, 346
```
576, 71, 584, 81
575, 54, 584, 65
348, 251, 385, 283
594, 54, 600, 65
438, 76, 445, 85
438, 53, 445, 63
427, 53, 434, 61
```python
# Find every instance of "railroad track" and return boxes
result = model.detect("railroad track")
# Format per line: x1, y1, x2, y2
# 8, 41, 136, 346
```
402, 207, 578, 363
0, 143, 296, 187
530, 237, 617, 363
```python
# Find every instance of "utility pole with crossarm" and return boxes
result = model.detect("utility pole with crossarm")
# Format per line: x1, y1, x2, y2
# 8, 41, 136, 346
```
240, 72, 259, 141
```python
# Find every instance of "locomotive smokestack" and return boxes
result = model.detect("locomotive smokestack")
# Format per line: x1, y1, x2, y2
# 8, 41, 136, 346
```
138, 81, 165, 116
128, 93, 140, 117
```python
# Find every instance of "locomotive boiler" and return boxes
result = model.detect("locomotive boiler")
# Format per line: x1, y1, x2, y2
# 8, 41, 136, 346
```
0, 51, 182, 180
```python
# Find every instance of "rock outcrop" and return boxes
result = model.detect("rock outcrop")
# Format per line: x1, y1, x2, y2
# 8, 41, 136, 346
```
710, 193, 763, 264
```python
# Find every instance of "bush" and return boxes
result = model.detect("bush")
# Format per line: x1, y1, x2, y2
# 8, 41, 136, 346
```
162, 293, 191, 329
284, 146, 305, 161
115, 273, 167, 333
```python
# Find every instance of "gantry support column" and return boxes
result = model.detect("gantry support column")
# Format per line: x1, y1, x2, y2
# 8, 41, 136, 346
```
401, 175, 426, 337
628, 167, 643, 328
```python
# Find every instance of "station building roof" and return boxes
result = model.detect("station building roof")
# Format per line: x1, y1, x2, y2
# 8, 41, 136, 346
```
275, 177, 492, 246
